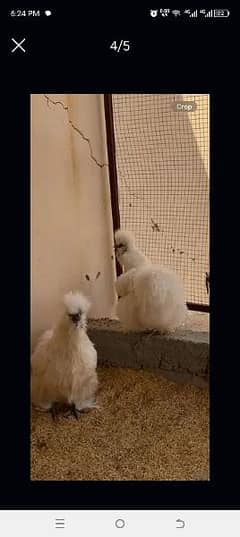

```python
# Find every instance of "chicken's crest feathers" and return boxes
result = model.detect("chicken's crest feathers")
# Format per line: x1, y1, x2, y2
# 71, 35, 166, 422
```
63, 291, 91, 315
115, 229, 135, 249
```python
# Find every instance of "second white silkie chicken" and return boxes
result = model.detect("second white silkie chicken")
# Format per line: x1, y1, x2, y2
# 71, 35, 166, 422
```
114, 229, 187, 332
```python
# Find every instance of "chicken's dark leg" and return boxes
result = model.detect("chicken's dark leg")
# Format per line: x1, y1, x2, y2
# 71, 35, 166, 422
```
69, 404, 80, 420
50, 403, 59, 421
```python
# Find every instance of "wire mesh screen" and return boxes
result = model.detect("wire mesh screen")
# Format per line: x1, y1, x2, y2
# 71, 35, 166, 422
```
111, 94, 209, 309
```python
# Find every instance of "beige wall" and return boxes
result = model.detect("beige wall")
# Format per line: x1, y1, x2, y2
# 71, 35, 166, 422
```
31, 94, 116, 348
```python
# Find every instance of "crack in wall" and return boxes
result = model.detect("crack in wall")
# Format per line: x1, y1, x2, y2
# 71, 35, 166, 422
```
43, 94, 108, 169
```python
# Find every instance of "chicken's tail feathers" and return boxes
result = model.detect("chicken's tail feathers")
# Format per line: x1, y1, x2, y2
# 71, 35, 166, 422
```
63, 291, 91, 315
135, 268, 185, 313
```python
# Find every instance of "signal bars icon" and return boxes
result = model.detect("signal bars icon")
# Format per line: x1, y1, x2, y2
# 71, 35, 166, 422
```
205, 10, 213, 17
190, 9, 198, 17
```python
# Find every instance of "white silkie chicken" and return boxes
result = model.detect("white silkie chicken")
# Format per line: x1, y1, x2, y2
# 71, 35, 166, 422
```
114, 229, 187, 332
31, 291, 98, 418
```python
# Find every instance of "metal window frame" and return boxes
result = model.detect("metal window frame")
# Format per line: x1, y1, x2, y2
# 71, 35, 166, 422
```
104, 93, 209, 313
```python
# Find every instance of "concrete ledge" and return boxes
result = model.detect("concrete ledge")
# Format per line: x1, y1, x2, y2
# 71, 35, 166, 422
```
88, 319, 209, 388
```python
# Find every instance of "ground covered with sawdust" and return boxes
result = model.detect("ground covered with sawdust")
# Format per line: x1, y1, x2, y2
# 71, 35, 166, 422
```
31, 367, 209, 481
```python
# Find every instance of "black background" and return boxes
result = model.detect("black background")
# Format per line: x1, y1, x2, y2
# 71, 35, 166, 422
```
2, 6, 239, 509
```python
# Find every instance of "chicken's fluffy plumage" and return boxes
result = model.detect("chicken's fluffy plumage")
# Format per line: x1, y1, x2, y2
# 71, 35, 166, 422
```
31, 291, 98, 411
115, 229, 187, 332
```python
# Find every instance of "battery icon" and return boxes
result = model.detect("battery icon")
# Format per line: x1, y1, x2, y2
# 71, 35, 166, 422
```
214, 9, 230, 17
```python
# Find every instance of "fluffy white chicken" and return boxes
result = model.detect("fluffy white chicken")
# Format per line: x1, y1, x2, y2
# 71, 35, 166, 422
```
31, 291, 98, 418
114, 229, 187, 332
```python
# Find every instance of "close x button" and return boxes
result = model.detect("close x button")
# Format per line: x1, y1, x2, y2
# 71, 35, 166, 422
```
11, 37, 26, 53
